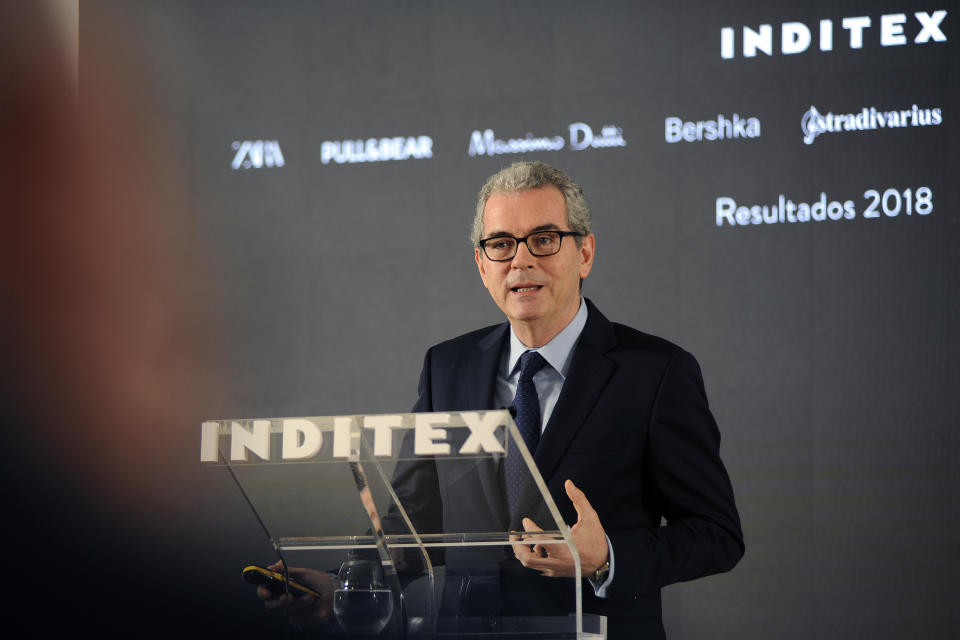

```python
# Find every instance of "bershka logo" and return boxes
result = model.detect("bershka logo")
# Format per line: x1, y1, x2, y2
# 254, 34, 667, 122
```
320, 135, 433, 165
468, 122, 626, 157
665, 113, 760, 143
801, 103, 942, 144
231, 140, 285, 170
721, 10, 947, 59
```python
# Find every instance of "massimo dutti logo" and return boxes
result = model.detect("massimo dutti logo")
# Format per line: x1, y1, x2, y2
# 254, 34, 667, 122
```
467, 122, 626, 157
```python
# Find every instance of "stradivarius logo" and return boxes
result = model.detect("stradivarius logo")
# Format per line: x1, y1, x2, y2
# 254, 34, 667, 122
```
801, 103, 942, 144
801, 107, 826, 144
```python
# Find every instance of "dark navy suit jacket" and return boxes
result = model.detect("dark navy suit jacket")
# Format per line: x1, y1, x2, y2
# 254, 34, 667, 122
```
390, 299, 744, 639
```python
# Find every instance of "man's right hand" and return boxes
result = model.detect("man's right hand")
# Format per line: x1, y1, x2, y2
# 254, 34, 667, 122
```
257, 561, 337, 625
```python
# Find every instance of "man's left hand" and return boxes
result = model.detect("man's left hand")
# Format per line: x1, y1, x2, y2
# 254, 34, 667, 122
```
512, 479, 609, 578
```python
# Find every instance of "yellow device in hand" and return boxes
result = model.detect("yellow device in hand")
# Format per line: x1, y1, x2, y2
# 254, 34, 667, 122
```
242, 565, 323, 599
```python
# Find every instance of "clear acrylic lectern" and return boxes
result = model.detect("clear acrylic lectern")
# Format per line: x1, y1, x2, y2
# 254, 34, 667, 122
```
201, 410, 606, 638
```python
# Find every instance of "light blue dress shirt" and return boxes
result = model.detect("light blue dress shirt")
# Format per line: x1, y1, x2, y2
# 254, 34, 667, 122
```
493, 298, 615, 597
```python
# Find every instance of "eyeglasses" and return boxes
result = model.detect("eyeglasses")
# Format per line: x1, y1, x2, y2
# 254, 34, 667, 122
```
478, 230, 582, 262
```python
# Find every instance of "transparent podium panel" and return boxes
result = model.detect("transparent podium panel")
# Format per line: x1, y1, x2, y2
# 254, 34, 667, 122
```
201, 411, 605, 638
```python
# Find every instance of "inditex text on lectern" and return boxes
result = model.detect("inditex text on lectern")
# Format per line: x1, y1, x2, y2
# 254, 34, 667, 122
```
202, 410, 606, 638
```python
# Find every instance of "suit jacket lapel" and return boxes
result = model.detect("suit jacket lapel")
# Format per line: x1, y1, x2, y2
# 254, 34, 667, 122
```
534, 299, 618, 483
454, 323, 509, 526
439, 322, 506, 413
470, 323, 508, 409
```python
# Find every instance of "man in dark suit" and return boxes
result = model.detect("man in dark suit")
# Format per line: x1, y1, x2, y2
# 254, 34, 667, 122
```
396, 161, 744, 638
260, 161, 742, 638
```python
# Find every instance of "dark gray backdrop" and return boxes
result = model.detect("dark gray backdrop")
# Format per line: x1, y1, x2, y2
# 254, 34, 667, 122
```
65, 1, 959, 638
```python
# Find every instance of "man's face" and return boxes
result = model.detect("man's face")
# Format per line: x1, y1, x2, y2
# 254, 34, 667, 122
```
475, 186, 595, 346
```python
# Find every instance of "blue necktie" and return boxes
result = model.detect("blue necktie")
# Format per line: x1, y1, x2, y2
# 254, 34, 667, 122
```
504, 350, 548, 516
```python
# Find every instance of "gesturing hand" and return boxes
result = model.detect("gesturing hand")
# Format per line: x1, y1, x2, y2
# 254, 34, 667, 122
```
512, 479, 609, 578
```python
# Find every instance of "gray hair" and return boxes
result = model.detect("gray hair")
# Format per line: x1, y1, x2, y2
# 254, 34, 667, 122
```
471, 161, 593, 247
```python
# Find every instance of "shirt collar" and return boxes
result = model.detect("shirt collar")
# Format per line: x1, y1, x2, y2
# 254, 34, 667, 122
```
506, 298, 589, 380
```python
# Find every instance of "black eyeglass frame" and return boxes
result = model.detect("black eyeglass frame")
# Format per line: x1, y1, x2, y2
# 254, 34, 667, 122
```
477, 230, 583, 262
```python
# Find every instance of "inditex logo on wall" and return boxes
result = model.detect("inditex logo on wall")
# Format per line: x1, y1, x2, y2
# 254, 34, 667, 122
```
720, 10, 947, 59
801, 103, 942, 144
320, 135, 433, 165
231, 140, 285, 170
665, 113, 760, 143
468, 123, 626, 157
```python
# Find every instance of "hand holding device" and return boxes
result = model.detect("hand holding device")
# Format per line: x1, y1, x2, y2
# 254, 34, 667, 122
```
245, 561, 337, 624
242, 564, 324, 599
